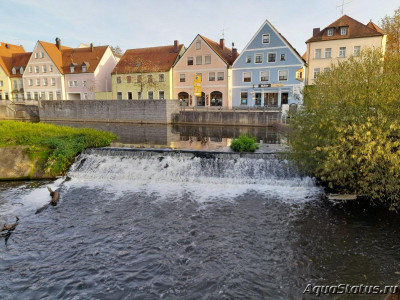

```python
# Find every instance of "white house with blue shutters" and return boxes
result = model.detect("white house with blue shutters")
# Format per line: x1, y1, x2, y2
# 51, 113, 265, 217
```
232, 20, 305, 110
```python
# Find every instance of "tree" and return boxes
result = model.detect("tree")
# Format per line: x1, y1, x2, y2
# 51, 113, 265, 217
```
290, 49, 400, 211
381, 6, 400, 53
110, 45, 123, 56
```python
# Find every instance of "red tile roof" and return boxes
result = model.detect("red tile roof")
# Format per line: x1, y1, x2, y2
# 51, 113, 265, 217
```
306, 15, 384, 43
9, 53, 32, 78
0, 42, 25, 76
199, 35, 237, 65
112, 44, 184, 74
61, 46, 108, 74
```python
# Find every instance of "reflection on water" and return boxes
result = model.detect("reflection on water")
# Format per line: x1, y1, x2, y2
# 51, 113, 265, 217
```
44, 121, 285, 151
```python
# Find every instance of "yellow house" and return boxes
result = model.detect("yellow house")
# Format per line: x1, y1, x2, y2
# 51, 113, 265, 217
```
0, 42, 26, 101
111, 41, 185, 100
305, 15, 386, 85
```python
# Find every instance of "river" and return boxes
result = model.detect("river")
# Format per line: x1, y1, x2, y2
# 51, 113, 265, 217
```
0, 124, 399, 299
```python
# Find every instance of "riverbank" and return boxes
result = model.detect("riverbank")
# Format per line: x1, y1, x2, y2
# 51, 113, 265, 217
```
0, 121, 117, 180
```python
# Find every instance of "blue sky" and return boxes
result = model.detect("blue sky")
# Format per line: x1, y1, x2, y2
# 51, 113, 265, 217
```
1, 0, 399, 55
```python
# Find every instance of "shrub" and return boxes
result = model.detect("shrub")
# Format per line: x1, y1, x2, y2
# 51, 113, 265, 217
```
230, 134, 258, 152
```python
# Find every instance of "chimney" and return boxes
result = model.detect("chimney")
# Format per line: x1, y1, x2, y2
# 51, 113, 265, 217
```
220, 38, 225, 49
5, 43, 9, 49
55, 37, 61, 50
174, 40, 178, 53
90, 43, 94, 52
232, 48, 238, 62
313, 28, 320, 37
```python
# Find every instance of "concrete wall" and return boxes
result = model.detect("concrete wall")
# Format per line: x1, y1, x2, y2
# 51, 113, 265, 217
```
0, 101, 39, 121
173, 110, 281, 126
39, 100, 180, 124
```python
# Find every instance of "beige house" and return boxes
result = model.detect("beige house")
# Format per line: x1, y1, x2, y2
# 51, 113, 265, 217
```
305, 15, 386, 85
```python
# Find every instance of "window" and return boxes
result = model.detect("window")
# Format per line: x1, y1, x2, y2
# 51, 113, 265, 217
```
0, 80, 2, 87
40, 92, 45, 100
246, 56, 251, 63
148, 91, 153, 100
327, 28, 334, 36
34, 53, 38, 59
36, 79, 40, 86
243, 72, 251, 82
34, 92, 39, 100
205, 55, 211, 64
28, 79, 33, 86
137, 75, 142, 83
324, 67, 331, 72
180, 73, 185, 82
42, 65, 47, 73
262, 34, 270, 44
314, 68, 320, 79
159, 74, 164, 82
255, 93, 262, 105
187, 57, 193, 65
19, 80, 23, 88
13, 80, 17, 89
40, 52, 44, 58
49, 65, 53, 72
125, 75, 131, 83
51, 78, 56, 86
56, 92, 61, 100
29, 66, 32, 73
82, 64, 87, 72
196, 40, 201, 50
255, 54, 263, 64
127, 92, 132, 100
325, 48, 331, 58
315, 49, 321, 59
19, 67, 24, 74
339, 47, 346, 58
83, 93, 88, 100
43, 78, 48, 86
68, 81, 73, 87
159, 91, 165, 100
12, 68, 16, 75
73, 81, 78, 87
196, 56, 202, 65
82, 80, 87, 87
278, 70, 288, 81
26, 92, 31, 100
4, 93, 8, 100
280, 54, 286, 61
49, 92, 54, 100
209, 72, 215, 81
268, 53, 276, 62
354, 46, 361, 56
117, 92, 122, 100
147, 74, 153, 83
260, 71, 269, 82
117, 76, 121, 84
138, 91, 142, 100
35, 66, 39, 73
340, 27, 348, 36
70, 66, 75, 73
217, 72, 224, 81
240, 92, 248, 105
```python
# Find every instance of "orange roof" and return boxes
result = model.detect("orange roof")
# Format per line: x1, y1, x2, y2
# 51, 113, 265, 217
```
61, 46, 108, 74
39, 41, 71, 73
112, 44, 184, 74
0, 42, 25, 76
366, 21, 385, 34
199, 35, 237, 65
307, 15, 384, 43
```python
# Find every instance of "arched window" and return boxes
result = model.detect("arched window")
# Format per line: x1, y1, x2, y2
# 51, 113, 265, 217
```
178, 92, 189, 106
210, 91, 223, 106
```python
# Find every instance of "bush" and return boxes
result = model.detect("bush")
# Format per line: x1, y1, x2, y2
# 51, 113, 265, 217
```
290, 49, 400, 211
230, 134, 258, 152
0, 121, 117, 175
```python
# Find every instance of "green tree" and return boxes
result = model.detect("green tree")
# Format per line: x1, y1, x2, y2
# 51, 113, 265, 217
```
381, 6, 400, 53
290, 49, 400, 211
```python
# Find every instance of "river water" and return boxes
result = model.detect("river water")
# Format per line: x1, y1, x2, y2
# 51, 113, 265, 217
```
0, 125, 399, 299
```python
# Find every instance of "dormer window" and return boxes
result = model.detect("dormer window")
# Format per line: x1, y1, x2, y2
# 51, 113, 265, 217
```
327, 28, 334, 37
70, 66, 75, 73
340, 27, 348, 36
82, 64, 87, 72
19, 67, 24, 74
12, 67, 16, 75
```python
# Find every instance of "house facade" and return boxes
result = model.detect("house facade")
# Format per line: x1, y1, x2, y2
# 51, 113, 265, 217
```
305, 15, 386, 85
173, 35, 237, 107
111, 41, 184, 100
232, 20, 305, 108
0, 42, 26, 101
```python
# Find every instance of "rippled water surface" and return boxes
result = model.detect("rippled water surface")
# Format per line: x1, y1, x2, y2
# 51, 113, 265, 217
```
0, 152, 399, 300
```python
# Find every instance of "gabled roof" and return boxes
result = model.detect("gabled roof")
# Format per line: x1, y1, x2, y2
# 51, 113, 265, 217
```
38, 41, 71, 73
199, 35, 237, 65
0, 42, 25, 76
9, 52, 32, 78
62, 46, 108, 74
112, 44, 184, 74
307, 15, 384, 43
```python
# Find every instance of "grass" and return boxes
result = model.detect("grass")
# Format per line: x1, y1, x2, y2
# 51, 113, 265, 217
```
0, 121, 117, 176
230, 134, 259, 152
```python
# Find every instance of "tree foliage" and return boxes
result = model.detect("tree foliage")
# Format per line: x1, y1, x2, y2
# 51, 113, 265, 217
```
381, 6, 400, 53
290, 49, 400, 210
110, 45, 123, 56
230, 134, 258, 152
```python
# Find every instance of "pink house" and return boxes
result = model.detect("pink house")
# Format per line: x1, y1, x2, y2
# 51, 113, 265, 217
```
173, 35, 238, 108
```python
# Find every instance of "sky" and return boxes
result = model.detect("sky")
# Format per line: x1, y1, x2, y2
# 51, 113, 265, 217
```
1, 0, 399, 55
